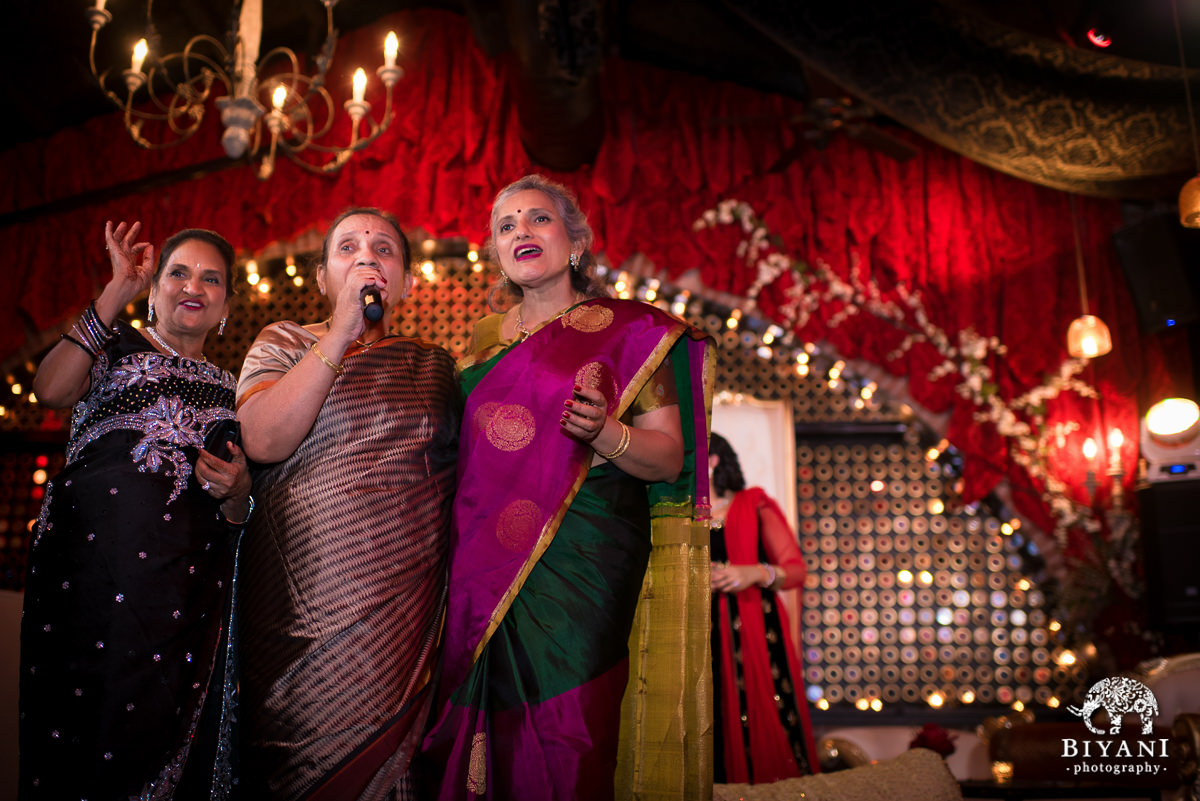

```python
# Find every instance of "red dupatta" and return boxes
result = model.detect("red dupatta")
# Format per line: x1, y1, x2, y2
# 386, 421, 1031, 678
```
716, 487, 819, 783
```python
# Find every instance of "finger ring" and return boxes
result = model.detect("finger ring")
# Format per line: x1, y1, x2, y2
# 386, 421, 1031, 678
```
202, 481, 211, 491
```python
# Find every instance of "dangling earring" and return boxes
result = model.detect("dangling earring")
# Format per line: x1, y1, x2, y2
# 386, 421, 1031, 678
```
569, 253, 580, 271
218, 317, 227, 336
501, 270, 509, 286
147, 303, 155, 323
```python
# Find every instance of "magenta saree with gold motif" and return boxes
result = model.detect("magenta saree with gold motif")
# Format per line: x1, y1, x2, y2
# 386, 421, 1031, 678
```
422, 298, 711, 800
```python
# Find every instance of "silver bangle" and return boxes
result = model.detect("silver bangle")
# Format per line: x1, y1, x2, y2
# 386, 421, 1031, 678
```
222, 494, 255, 526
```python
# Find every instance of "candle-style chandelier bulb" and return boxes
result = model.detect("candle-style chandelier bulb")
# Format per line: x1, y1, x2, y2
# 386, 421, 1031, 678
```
86, 0, 402, 179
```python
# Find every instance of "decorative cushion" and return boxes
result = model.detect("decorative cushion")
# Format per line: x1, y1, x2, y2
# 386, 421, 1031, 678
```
713, 747, 963, 801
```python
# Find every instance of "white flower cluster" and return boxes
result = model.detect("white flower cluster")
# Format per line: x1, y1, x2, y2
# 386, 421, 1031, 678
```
694, 200, 1135, 603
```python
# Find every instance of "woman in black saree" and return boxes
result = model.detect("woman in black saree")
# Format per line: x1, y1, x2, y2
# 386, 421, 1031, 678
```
19, 220, 253, 800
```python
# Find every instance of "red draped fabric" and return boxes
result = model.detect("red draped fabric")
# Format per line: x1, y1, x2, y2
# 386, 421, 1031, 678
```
0, 9, 1187, 574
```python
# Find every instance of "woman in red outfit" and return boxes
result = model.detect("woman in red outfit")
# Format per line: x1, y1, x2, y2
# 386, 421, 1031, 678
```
709, 432, 819, 783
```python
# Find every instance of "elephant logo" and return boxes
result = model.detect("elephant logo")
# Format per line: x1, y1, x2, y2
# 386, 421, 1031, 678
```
1066, 677, 1159, 736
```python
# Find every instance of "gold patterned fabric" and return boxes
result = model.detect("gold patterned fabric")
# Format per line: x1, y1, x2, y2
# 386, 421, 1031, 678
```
723, 0, 1194, 199
616, 514, 714, 801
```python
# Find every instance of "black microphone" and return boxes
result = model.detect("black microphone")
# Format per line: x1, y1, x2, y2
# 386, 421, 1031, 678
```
361, 285, 384, 322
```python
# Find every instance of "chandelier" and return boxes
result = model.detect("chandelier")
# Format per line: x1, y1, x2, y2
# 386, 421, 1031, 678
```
86, 0, 402, 179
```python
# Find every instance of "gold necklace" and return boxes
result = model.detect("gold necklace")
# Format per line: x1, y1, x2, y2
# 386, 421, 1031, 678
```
516, 294, 584, 342
147, 326, 204, 362
323, 320, 387, 350
354, 335, 388, 350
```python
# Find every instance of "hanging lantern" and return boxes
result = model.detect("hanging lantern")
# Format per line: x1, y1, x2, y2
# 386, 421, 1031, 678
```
1066, 314, 1112, 359
1180, 175, 1200, 228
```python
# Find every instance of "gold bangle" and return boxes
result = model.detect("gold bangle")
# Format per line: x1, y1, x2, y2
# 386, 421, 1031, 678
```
310, 343, 343, 374
596, 420, 631, 460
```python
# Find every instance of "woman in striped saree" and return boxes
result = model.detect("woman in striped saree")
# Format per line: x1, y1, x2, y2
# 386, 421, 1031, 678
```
236, 208, 459, 800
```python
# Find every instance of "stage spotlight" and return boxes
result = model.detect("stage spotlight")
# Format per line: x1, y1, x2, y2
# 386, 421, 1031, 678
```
1140, 398, 1200, 482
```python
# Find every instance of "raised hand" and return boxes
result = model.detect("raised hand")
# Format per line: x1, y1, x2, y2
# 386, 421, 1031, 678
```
104, 220, 155, 301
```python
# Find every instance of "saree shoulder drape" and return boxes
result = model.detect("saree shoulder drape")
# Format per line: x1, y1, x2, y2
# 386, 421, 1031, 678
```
423, 297, 713, 800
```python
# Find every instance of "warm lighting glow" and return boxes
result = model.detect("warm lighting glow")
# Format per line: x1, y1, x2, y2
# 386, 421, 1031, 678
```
256, 281, 271, 294
1181, 175, 1200, 228
88, 2, 403, 178
960, 690, 975, 704
1012, 700, 1025, 712
855, 698, 870, 711
918, 570, 933, 586
467, 249, 479, 263
1058, 650, 1077, 666
1108, 428, 1124, 451
1066, 314, 1112, 359
1082, 437, 1097, 461
247, 273, 260, 286
928, 499, 944, 514
1146, 398, 1200, 442
726, 309, 742, 329
927, 692, 945, 708
1049, 620, 1061, 632
285, 263, 297, 277
131, 39, 148, 73
33, 469, 48, 485
897, 569, 913, 584
795, 363, 809, 378
816, 698, 829, 711
293, 276, 305, 287
10, 383, 22, 396
870, 479, 886, 493
796, 352, 809, 365
384, 32, 399, 68
245, 260, 259, 275
1017, 578, 1031, 591
926, 447, 940, 461
1048, 696, 1061, 709
131, 319, 143, 329
352, 68, 367, 104
420, 261, 436, 277
1001, 522, 1013, 536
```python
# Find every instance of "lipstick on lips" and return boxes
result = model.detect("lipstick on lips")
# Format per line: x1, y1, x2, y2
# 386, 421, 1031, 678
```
514, 244, 542, 261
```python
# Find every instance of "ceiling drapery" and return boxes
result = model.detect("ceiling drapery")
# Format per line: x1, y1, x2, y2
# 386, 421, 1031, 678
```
722, 0, 1196, 199
0, 9, 1187, 557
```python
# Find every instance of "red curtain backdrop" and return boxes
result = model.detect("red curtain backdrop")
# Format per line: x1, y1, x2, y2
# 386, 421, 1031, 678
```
0, 9, 1186, 566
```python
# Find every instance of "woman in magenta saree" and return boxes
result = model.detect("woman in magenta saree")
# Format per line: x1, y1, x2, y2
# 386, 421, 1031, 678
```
421, 175, 712, 800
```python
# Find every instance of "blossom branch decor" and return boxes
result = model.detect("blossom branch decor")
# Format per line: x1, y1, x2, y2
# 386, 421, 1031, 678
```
694, 200, 1141, 626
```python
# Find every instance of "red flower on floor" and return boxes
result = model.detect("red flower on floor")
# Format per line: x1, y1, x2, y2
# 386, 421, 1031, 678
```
909, 722, 958, 757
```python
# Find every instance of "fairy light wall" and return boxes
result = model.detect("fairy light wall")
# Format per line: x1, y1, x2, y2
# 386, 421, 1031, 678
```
0, 246, 1090, 714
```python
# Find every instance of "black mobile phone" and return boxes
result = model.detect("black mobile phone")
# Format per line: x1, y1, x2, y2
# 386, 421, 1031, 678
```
204, 419, 240, 462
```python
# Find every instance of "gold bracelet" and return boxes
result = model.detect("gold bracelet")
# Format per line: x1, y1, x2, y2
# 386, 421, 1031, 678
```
596, 420, 631, 460
310, 343, 343, 374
